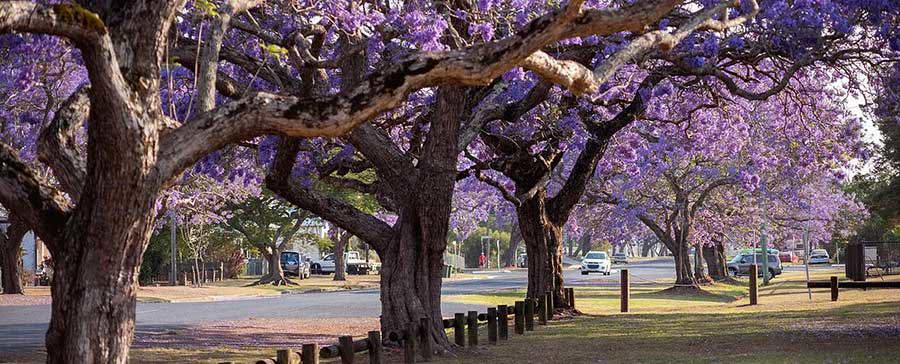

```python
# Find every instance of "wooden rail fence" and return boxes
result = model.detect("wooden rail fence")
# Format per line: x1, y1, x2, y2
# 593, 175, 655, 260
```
226, 288, 577, 363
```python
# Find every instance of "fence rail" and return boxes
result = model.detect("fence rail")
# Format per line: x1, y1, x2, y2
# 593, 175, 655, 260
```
227, 288, 577, 364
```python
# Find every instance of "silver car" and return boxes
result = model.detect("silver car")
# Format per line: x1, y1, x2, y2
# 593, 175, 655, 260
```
281, 251, 310, 279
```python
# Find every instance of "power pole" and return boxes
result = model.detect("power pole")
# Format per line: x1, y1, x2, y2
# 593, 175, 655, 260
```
169, 214, 177, 286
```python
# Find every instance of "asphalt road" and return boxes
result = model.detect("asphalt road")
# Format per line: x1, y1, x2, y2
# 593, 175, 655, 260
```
0, 257, 828, 353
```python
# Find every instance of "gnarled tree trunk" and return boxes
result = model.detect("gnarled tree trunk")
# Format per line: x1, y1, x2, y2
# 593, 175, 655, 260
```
258, 247, 291, 286
693, 244, 712, 284
703, 241, 727, 280
1, 218, 28, 294
516, 192, 566, 308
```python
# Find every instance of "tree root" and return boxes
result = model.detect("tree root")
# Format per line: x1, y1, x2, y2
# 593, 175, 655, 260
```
251, 274, 297, 286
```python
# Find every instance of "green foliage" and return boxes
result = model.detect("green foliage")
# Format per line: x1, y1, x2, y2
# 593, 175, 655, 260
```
194, 0, 219, 17
52, 4, 106, 34
259, 42, 288, 60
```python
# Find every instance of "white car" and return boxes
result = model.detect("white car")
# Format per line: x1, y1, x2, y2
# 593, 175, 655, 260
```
808, 249, 830, 264
581, 251, 611, 275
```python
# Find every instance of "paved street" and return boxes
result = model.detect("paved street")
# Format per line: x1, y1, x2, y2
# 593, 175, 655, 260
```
0, 258, 830, 353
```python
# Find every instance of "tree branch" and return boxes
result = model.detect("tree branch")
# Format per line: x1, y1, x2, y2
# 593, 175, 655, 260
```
0, 142, 71, 250
38, 87, 89, 200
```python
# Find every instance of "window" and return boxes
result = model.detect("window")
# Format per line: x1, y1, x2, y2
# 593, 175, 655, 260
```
585, 252, 608, 260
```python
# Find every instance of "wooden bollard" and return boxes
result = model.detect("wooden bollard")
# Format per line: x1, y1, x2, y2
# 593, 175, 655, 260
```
487, 307, 498, 344
467, 311, 478, 347
338, 336, 354, 364
301, 343, 319, 364
621, 269, 630, 313
524, 298, 535, 331
830, 276, 839, 301
567, 287, 575, 308
454, 313, 465, 346
749, 264, 759, 305
277, 348, 299, 364
546, 292, 554, 316
367, 331, 382, 364
514, 301, 525, 334
404, 323, 417, 364
419, 317, 432, 361
498, 305, 509, 340
538, 294, 548, 325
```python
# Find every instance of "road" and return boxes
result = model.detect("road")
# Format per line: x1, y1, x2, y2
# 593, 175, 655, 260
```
0, 258, 827, 353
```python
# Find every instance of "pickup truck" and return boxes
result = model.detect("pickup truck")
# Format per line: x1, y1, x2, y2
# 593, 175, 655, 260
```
311, 251, 380, 275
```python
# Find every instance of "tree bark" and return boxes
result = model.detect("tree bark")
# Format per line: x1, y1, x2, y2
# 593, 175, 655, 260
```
516, 191, 567, 308
1, 218, 28, 294
693, 244, 712, 284
670, 239, 696, 286
501, 221, 521, 267
257, 247, 290, 286
704, 241, 727, 280
44, 198, 157, 364
334, 232, 348, 281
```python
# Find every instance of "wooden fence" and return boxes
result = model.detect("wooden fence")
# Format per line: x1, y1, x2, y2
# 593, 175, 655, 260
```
226, 287, 577, 364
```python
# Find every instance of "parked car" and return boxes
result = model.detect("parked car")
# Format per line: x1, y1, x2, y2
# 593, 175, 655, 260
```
517, 253, 528, 268
311, 251, 380, 275
581, 251, 611, 275
280, 251, 310, 279
778, 251, 799, 263
727, 253, 783, 278
808, 249, 830, 264
612, 253, 628, 264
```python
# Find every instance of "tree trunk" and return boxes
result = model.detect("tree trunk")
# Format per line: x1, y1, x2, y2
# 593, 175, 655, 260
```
257, 248, 291, 286
693, 245, 712, 284
670, 239, 696, 286
334, 233, 348, 281
516, 192, 567, 309
704, 241, 727, 280
1, 219, 28, 294
502, 221, 521, 267
44, 197, 157, 363
574, 233, 592, 257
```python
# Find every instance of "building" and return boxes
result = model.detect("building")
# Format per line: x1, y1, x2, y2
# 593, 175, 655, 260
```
287, 217, 328, 259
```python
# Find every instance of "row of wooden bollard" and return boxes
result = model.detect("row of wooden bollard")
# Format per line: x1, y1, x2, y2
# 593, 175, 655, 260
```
179, 269, 224, 286
232, 288, 578, 364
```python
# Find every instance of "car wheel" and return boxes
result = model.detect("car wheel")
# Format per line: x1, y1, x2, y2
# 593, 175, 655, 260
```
728, 268, 738, 277
311, 264, 321, 275
769, 269, 777, 278
581, 271, 588, 275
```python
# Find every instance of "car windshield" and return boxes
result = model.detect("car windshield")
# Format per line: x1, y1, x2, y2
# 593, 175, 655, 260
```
281, 252, 299, 264
585, 252, 607, 260
613, 253, 626, 257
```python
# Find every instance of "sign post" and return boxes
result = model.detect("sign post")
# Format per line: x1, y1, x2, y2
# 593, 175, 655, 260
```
761, 223, 770, 286
804, 224, 812, 300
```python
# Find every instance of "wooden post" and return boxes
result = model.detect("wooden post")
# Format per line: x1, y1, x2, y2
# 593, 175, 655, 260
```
301, 343, 319, 364
621, 269, 630, 313
367, 331, 382, 364
338, 336, 354, 364
454, 313, 465, 346
277, 349, 299, 364
537, 294, 548, 325
487, 307, 498, 344
830, 276, 839, 301
567, 287, 575, 308
181, 272, 188, 286
467, 311, 478, 347
514, 301, 525, 334
498, 305, 509, 340
524, 298, 535, 331
419, 317, 432, 361
749, 264, 759, 305
403, 323, 416, 364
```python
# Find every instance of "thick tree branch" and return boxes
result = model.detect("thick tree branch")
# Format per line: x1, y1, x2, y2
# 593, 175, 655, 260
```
523, 0, 758, 95
265, 138, 393, 251
155, 0, 689, 184
0, 143, 71, 250
38, 87, 89, 200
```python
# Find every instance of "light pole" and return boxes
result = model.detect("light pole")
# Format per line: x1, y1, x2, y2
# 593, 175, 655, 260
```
169, 214, 177, 286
